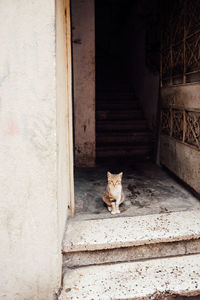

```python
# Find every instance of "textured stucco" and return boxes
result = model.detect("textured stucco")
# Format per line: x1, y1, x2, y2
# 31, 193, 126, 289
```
71, 0, 96, 167
0, 0, 66, 299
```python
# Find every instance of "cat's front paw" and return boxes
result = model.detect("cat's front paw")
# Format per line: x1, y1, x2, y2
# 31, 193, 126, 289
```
111, 210, 117, 215
116, 209, 120, 214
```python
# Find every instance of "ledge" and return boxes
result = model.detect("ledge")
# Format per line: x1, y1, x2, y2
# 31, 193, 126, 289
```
62, 210, 200, 252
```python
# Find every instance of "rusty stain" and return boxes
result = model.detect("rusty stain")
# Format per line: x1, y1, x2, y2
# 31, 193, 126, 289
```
7, 120, 19, 136
73, 39, 82, 44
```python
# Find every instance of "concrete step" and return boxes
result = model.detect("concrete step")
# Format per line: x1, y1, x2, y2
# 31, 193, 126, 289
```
96, 120, 147, 131
96, 145, 152, 158
96, 131, 152, 145
96, 110, 143, 120
60, 254, 200, 299
62, 210, 200, 268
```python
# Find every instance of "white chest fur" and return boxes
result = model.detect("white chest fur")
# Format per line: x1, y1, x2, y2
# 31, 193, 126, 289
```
108, 184, 122, 199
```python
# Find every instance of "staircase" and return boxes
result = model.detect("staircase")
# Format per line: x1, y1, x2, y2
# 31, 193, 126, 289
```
96, 86, 152, 161
59, 210, 200, 299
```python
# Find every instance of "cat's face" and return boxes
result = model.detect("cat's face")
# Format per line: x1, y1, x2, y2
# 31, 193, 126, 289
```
107, 171, 123, 187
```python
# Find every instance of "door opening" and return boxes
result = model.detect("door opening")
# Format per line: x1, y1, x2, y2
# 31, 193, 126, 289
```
69, 0, 200, 220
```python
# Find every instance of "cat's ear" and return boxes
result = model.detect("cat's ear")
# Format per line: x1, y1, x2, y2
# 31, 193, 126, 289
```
119, 172, 123, 178
107, 171, 111, 178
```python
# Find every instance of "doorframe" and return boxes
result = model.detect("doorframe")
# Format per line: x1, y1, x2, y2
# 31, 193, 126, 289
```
65, 0, 75, 216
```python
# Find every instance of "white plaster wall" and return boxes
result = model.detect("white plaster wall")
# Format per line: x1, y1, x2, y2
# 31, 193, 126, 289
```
0, 1, 63, 298
71, 0, 95, 166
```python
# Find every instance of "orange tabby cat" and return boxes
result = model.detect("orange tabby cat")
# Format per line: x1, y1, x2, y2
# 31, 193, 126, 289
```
103, 171, 125, 214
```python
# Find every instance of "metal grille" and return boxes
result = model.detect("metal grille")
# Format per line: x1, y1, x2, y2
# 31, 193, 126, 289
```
185, 111, 200, 149
161, 0, 200, 86
161, 109, 171, 135
161, 109, 200, 150
172, 110, 183, 141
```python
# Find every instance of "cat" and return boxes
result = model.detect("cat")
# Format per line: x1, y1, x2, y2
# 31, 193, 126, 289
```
103, 171, 125, 214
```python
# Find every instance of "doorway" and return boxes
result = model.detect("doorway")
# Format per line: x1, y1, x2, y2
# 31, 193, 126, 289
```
70, 0, 200, 220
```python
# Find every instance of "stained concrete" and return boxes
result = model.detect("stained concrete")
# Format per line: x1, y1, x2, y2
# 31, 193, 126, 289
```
63, 239, 200, 268
63, 210, 200, 267
74, 161, 200, 220
63, 210, 200, 252
60, 254, 200, 299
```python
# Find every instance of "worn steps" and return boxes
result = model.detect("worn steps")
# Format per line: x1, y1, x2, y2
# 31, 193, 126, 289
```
60, 210, 200, 299
96, 131, 152, 145
96, 120, 147, 131
96, 110, 143, 120
96, 145, 151, 158
60, 254, 200, 300
62, 210, 200, 267
96, 91, 136, 100
96, 87, 152, 160
96, 100, 138, 110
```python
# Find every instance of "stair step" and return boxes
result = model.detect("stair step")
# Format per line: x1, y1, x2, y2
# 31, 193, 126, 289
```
97, 131, 152, 145
60, 254, 200, 299
97, 84, 131, 92
96, 145, 151, 158
96, 110, 143, 120
96, 92, 136, 100
96, 101, 138, 110
96, 120, 147, 131
62, 210, 200, 267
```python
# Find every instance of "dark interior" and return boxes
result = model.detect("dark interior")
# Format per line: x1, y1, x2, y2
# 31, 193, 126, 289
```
95, 0, 160, 164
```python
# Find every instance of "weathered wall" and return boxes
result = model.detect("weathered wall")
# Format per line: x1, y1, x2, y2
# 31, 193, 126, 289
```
161, 83, 200, 109
160, 135, 200, 194
71, 0, 95, 166
0, 0, 67, 298
160, 84, 200, 194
